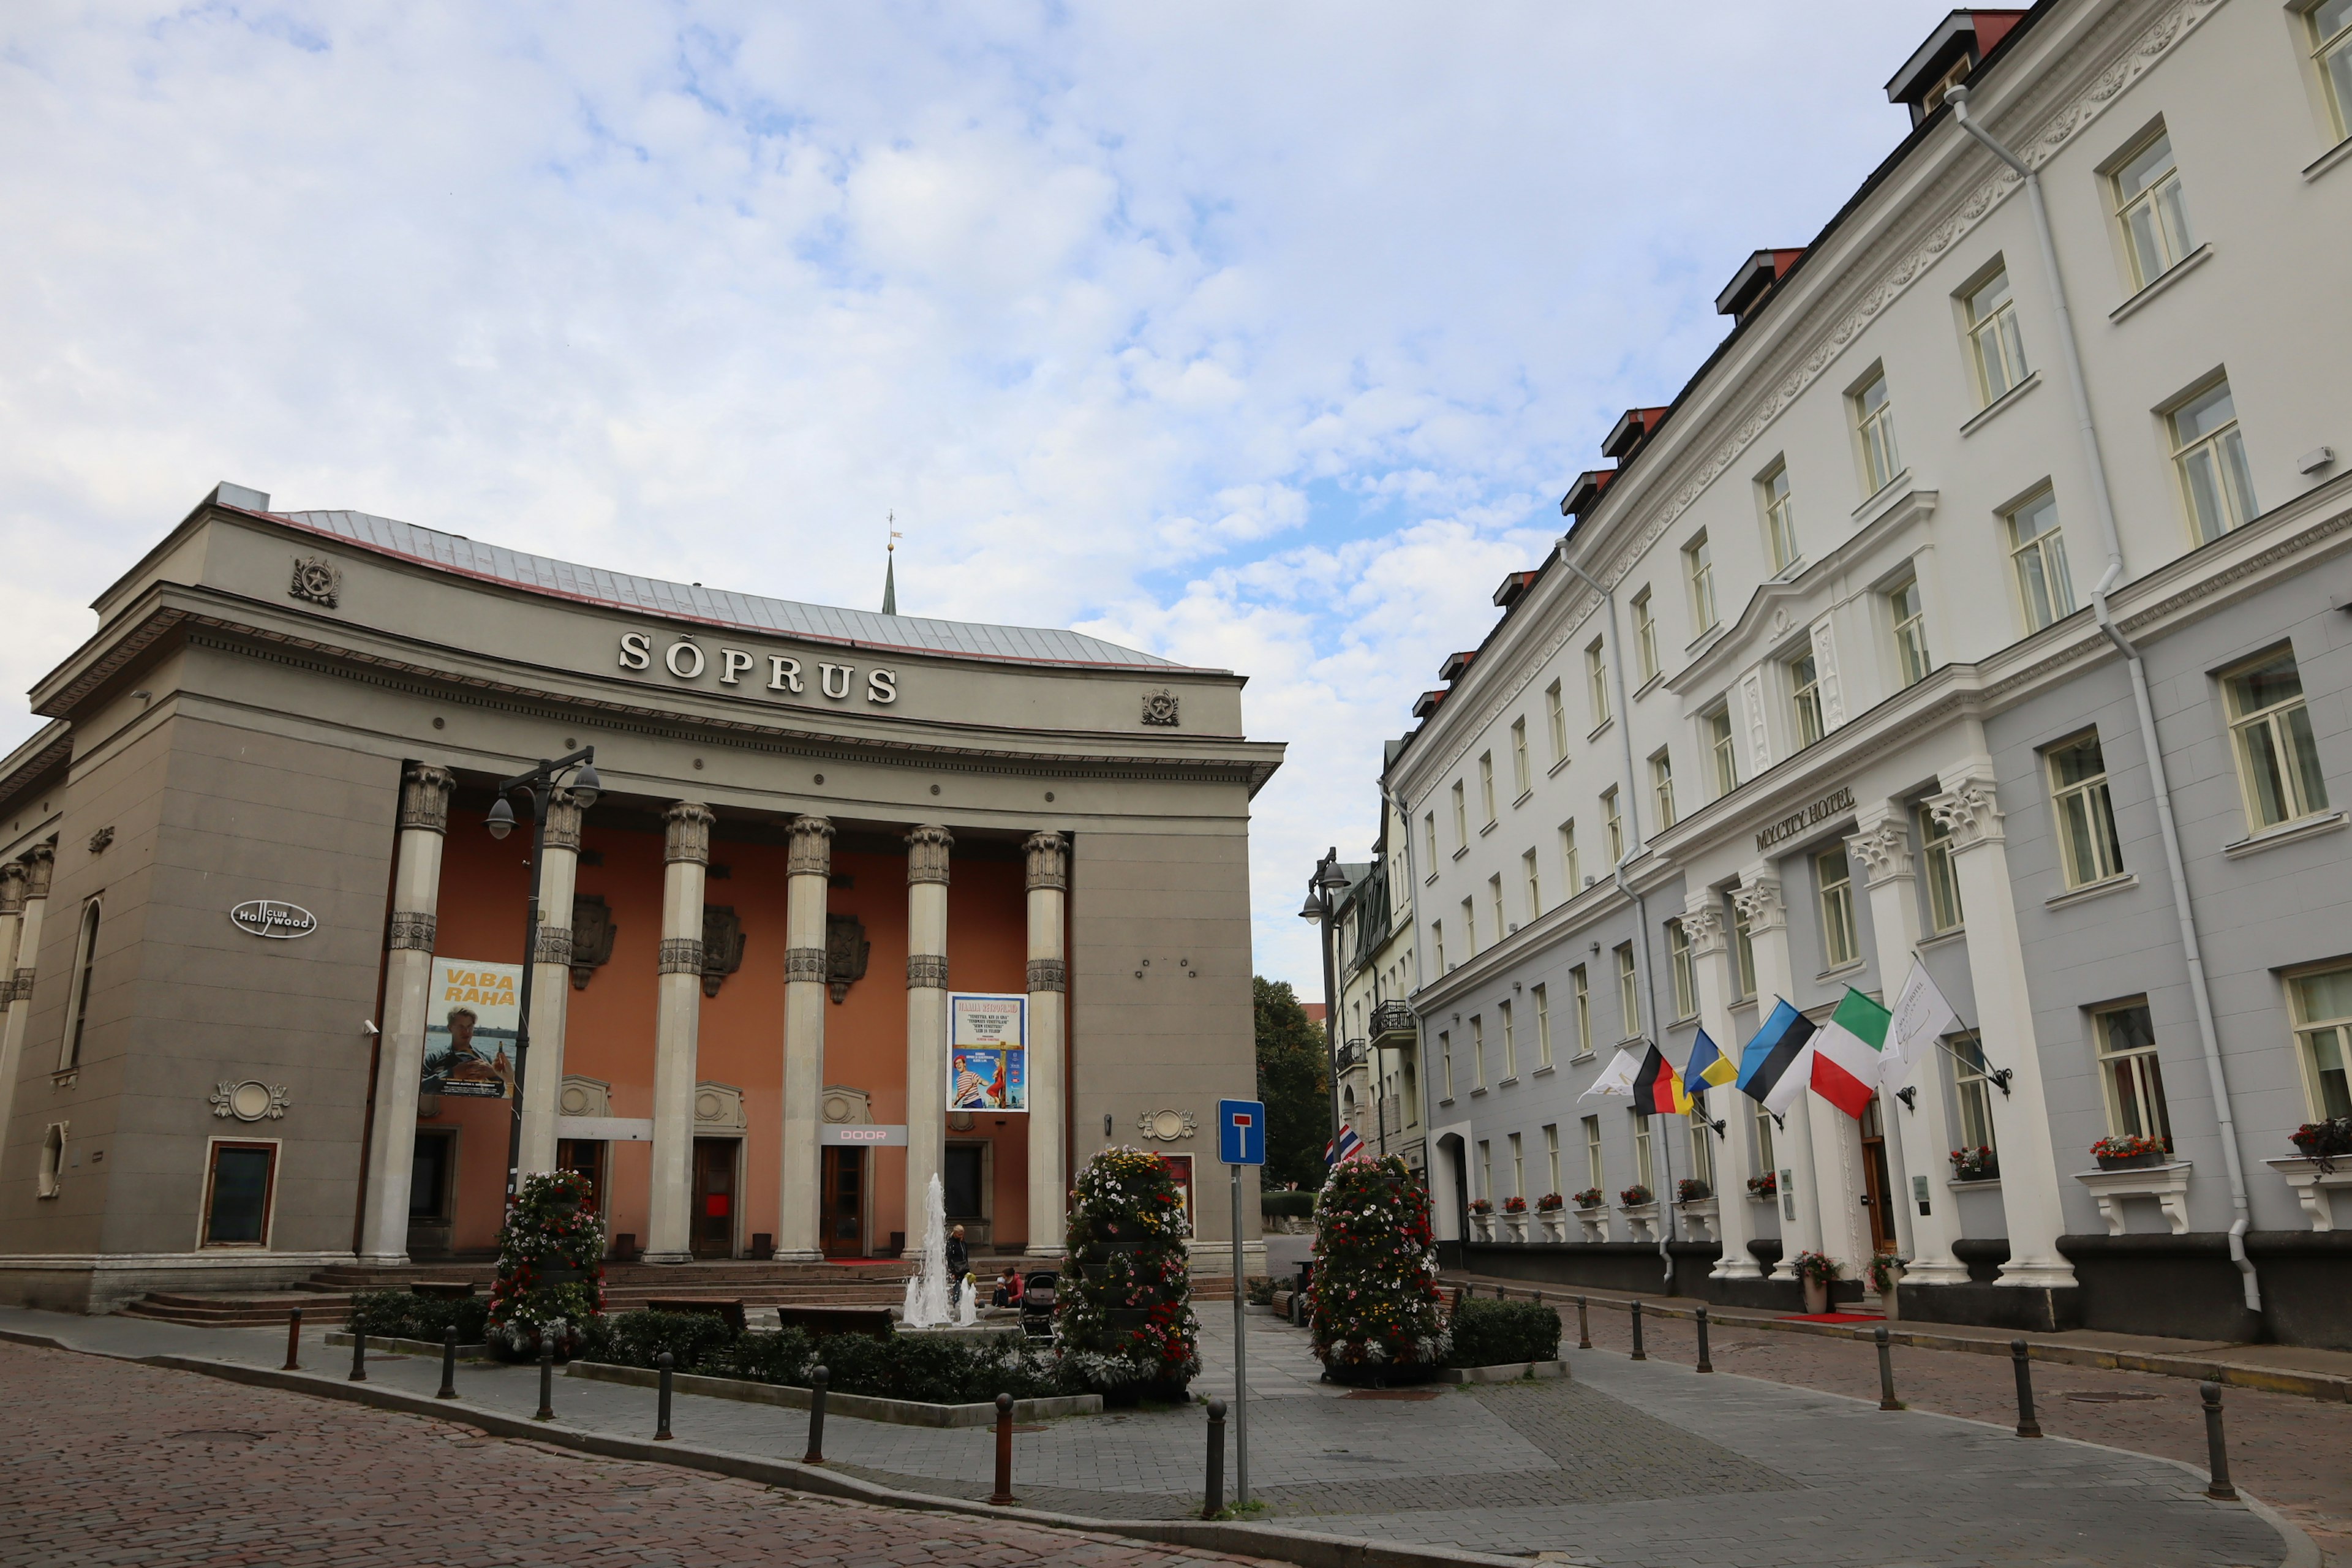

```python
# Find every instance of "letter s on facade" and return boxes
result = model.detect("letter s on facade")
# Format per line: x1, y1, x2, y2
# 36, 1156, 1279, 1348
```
867, 669, 898, 704
619, 631, 652, 670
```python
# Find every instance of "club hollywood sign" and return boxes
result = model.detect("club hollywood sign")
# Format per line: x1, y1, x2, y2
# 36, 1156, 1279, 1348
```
230, 899, 319, 939
618, 632, 899, 706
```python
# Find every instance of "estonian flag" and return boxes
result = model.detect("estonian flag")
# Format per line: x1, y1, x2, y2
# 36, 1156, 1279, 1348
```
1632, 1044, 1692, 1117
1686, 1030, 1738, 1091
1737, 999, 1818, 1117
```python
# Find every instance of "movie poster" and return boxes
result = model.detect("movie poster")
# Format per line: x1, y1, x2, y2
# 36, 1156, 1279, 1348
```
946, 992, 1027, 1112
423, 959, 522, 1099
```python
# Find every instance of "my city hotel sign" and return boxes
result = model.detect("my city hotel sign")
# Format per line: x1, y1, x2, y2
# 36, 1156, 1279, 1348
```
617, 631, 900, 707
1755, 786, 1854, 852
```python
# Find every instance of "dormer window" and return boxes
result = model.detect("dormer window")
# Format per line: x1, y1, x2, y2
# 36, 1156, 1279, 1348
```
1885, 10, 2027, 127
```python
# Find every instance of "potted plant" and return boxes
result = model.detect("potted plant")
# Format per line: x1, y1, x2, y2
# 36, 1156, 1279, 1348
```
1746, 1170, 1777, 1199
1790, 1249, 1842, 1316
1864, 1253, 1904, 1321
486, 1169, 606, 1361
1058, 1146, 1199, 1404
2290, 1118, 2352, 1175
1467, 1196, 1494, 1242
1676, 1177, 1710, 1203
1948, 1145, 1997, 1182
2090, 1133, 2168, 1171
1310, 1155, 1450, 1385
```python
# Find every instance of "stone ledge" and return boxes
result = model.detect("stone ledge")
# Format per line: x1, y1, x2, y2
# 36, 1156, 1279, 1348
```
1437, 1359, 1569, 1384
568, 1358, 1102, 1428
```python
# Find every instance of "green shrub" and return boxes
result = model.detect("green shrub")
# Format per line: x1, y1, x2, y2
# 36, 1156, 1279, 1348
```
579, 1309, 739, 1373
1444, 1298, 1562, 1368
577, 1311, 1076, 1404
1244, 1275, 1275, 1305
1260, 1190, 1316, 1219
345, 1289, 490, 1344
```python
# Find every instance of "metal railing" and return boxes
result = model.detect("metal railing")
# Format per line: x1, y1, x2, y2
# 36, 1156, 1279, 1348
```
1370, 1000, 1417, 1041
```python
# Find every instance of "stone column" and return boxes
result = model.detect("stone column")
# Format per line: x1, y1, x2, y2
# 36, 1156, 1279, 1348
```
0, 859, 34, 1161
645, 801, 715, 1265
1733, 869, 1823, 1279
904, 824, 954, 1230
1684, 889, 1758, 1279
1927, 764, 2075, 1289
358, 767, 453, 1265
777, 814, 833, 1263
1024, 831, 1069, 1258
516, 789, 583, 1178
1846, 808, 1966, 1284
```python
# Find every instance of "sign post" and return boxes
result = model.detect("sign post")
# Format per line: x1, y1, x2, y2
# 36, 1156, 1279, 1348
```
1216, 1098, 1266, 1508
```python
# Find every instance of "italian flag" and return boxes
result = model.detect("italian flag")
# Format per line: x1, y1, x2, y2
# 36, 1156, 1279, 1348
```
1811, 987, 1891, 1118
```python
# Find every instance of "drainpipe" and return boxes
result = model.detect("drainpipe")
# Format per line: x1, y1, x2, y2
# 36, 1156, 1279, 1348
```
1556, 541, 1676, 1289
1948, 86, 2257, 1312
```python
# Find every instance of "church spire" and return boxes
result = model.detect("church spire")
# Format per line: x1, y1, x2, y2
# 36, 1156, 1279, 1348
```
881, 513, 902, 616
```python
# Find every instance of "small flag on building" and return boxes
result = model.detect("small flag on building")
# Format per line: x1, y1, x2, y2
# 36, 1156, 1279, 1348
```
1887, 958, 1961, 1086
1578, 1047, 1642, 1100
1325, 1124, 1364, 1164
1632, 1044, 1692, 1117
1811, 987, 1893, 1118
1686, 1030, 1739, 1091
1738, 999, 1818, 1117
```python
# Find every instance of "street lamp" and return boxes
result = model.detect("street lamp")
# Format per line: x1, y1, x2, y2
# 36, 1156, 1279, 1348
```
1297, 847, 1351, 1159
485, 747, 600, 1211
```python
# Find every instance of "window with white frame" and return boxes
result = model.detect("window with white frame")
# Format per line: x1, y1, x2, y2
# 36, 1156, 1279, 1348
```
1758, 459, 1798, 573
1651, 749, 1676, 831
1732, 896, 1757, 1001
2288, 964, 2352, 1121
1667, 918, 1696, 1020
2048, 732, 2126, 888
37, 1123, 65, 1199
1471, 1013, 1487, 1089
1440, 1028, 1454, 1099
1790, 651, 1825, 748
1544, 1122, 1562, 1194
1433, 920, 1447, 973
1951, 1033, 1999, 1158
1510, 717, 1530, 797
1687, 1107, 1714, 1190
1630, 1110, 1654, 1191
1708, 707, 1738, 798
1490, 874, 1507, 941
1816, 846, 1859, 969
2006, 490, 2075, 633
1523, 848, 1541, 922
2095, 1001, 2174, 1149
59, 896, 102, 1071
1509, 1131, 1524, 1198
1570, 964, 1593, 1058
1853, 370, 1901, 494
1461, 897, 1477, 957
1602, 787, 1624, 862
1890, 576, 1932, 688
2112, 129, 2193, 290
1632, 589, 1659, 683
1479, 1139, 1492, 1202
1560, 820, 1580, 894
1479, 752, 1497, 824
1451, 781, 1467, 848
1586, 639, 1611, 727
2223, 648, 2328, 831
1582, 1115, 1604, 1192
1754, 1102, 1776, 1179
1616, 943, 1640, 1039
2169, 380, 2256, 543
1686, 533, 1719, 632
1962, 266, 2029, 405
1501, 1000, 1517, 1079
1545, 679, 1568, 762
2311, 0, 2352, 139
1424, 812, 1438, 870
1919, 804, 1964, 935
1534, 982, 1552, 1068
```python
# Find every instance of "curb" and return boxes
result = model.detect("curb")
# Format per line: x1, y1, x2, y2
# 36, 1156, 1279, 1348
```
566, 1358, 1105, 1427
325, 1332, 493, 1361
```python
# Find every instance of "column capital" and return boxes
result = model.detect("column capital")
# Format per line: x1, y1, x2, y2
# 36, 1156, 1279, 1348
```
1027, 957, 1068, 993
663, 801, 716, 864
658, 937, 706, 974
398, 764, 456, 834
1732, 872, 1785, 934
907, 953, 950, 989
20, 843, 54, 900
787, 815, 835, 876
386, 911, 437, 952
0, 861, 24, 916
906, 824, 954, 885
541, 788, 584, 853
1680, 891, 1726, 957
1926, 767, 2004, 854
1845, 815, 1913, 887
1023, 831, 1068, 892
533, 921, 575, 965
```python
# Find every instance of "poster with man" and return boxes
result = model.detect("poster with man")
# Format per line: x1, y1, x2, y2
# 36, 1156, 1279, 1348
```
947, 992, 1027, 1112
423, 959, 523, 1098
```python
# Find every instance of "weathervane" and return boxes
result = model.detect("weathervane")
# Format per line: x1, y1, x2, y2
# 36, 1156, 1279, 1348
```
881, 511, 903, 615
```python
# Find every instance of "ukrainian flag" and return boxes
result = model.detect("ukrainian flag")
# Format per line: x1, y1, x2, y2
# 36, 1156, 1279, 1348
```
1686, 1030, 1738, 1090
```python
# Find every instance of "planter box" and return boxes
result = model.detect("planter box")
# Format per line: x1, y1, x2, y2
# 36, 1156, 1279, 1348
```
1437, 1359, 1570, 1384
2095, 1152, 2166, 1171
568, 1359, 1102, 1427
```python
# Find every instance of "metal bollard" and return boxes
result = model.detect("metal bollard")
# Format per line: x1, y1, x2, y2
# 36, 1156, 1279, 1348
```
1202, 1397, 1227, 1518
655, 1351, 674, 1441
804, 1366, 829, 1464
437, 1325, 459, 1400
1452, 1285, 1465, 1314
2199, 1382, 2237, 1501
284, 1306, 303, 1372
1694, 1305, 1713, 1373
988, 1392, 1017, 1506
535, 1336, 556, 1422
2010, 1340, 2040, 1438
1629, 1299, 1646, 1360
1533, 1290, 1544, 1310
1874, 1327, 1901, 1411
1575, 1295, 1591, 1350
348, 1324, 367, 1382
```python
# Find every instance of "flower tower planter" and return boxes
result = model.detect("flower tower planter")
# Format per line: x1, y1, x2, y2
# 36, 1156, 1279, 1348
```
486, 1169, 606, 1361
1310, 1155, 1450, 1385
1056, 1147, 1199, 1404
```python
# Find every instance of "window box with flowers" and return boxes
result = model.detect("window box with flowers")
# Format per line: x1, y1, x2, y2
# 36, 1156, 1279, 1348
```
1746, 1170, 1777, 1200
1673, 1177, 1720, 1242
1790, 1248, 1843, 1315
2268, 1119, 2352, 1230
1535, 1193, 1568, 1243
1500, 1194, 1531, 1243
1616, 1184, 1660, 1242
1949, 1145, 1998, 1182
2091, 1133, 2168, 1171
1467, 1197, 1495, 1242
1570, 1186, 1609, 1242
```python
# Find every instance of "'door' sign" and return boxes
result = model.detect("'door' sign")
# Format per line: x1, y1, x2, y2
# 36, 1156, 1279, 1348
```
230, 900, 319, 940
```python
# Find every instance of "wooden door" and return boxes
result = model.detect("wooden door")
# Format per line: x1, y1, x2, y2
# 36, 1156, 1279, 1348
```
1858, 1100, 1897, 1254
821, 1147, 866, 1258
691, 1137, 738, 1259
556, 1139, 605, 1213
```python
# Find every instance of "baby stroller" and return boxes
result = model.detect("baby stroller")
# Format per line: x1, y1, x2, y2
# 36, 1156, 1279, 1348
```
1020, 1270, 1059, 1343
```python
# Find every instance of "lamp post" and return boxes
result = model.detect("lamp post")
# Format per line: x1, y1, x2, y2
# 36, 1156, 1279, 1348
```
1298, 848, 1351, 1155
484, 747, 601, 1211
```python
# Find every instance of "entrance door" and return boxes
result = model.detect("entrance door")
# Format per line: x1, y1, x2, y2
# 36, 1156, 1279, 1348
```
1858, 1099, 1897, 1254
556, 1138, 605, 1213
821, 1147, 865, 1258
691, 1137, 738, 1259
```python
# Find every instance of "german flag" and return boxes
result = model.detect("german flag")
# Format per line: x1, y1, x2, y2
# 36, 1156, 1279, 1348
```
1630, 1044, 1692, 1117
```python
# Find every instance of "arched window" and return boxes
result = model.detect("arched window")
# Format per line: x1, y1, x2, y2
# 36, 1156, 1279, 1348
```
59, 897, 100, 1071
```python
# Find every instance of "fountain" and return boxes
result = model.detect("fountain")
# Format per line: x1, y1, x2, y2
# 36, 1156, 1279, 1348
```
900, 1173, 952, 1327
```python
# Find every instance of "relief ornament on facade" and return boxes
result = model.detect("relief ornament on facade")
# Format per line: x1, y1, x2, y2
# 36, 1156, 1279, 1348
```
289, 556, 342, 608
210, 1080, 288, 1122
1140, 688, 1180, 727
1136, 1108, 1197, 1142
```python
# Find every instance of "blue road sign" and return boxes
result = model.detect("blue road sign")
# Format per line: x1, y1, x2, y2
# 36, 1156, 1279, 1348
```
1218, 1098, 1267, 1166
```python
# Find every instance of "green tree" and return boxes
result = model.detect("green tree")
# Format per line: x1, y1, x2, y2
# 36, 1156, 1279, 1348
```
1254, 976, 1331, 1189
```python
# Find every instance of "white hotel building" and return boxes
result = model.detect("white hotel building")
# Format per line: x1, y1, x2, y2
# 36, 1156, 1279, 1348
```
1374, 0, 2352, 1344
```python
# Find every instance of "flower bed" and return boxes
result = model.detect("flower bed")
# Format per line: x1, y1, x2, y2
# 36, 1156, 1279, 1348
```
1056, 1147, 1199, 1402
1310, 1155, 1450, 1384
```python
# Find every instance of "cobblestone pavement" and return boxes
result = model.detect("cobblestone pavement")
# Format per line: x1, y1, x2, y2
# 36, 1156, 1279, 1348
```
0, 1341, 1279, 1568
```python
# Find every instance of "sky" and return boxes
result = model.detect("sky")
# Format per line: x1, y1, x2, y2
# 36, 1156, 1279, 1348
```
1, 1, 1959, 997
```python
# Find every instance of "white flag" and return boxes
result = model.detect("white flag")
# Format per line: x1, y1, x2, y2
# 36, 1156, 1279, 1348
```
1579, 1047, 1642, 1101
1887, 959, 1959, 1086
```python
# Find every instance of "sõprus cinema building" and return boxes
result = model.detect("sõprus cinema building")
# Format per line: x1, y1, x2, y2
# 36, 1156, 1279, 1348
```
0, 484, 1281, 1310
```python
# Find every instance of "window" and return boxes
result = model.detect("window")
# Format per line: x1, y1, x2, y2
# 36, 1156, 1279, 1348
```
2095, 1003, 2174, 1149
1651, 750, 1676, 831
203, 1140, 278, 1246
1667, 918, 1696, 1020
2312, 0, 2352, 140
1423, 812, 1438, 872
2006, 490, 2075, 632
1471, 1014, 1487, 1089
2170, 381, 2257, 543
1582, 1115, 1604, 1192
59, 897, 102, 1071
1439, 1029, 1454, 1099
1509, 1131, 1524, 1198
1500, 999, 1517, 1080
1632, 589, 1659, 683
2289, 965, 2352, 1121
1586, 639, 1610, 727
1708, 709, 1738, 797
1951, 1033, 1999, 1158
1432, 921, 1447, 973
1534, 983, 1553, 1068
1523, 849, 1542, 922
411, 1129, 458, 1224
37, 1123, 65, 1199
2113, 129, 2193, 289
1732, 897, 1757, 1001
1461, 897, 1477, 956
1686, 533, 1719, 633
1490, 874, 1507, 941
1545, 679, 1568, 761
1853, 371, 1901, 494
1962, 267, 2029, 405
1817, 846, 1859, 969
1919, 804, 1964, 934
1890, 577, 1931, 688
1687, 1107, 1714, 1190
1451, 781, 1468, 848
1570, 965, 1593, 1058
2048, 733, 2126, 887
2225, 649, 2328, 831
1479, 753, 1496, 824
1790, 652, 1824, 748
1544, 1123, 1562, 1194
1615, 943, 1640, 1039
1510, 718, 1530, 797
1754, 1102, 1776, 1179
1759, 461, 1798, 573
1479, 1139, 1493, 1202
1630, 1110, 1654, 1191
1603, 788, 1624, 862
1560, 820, 1580, 894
